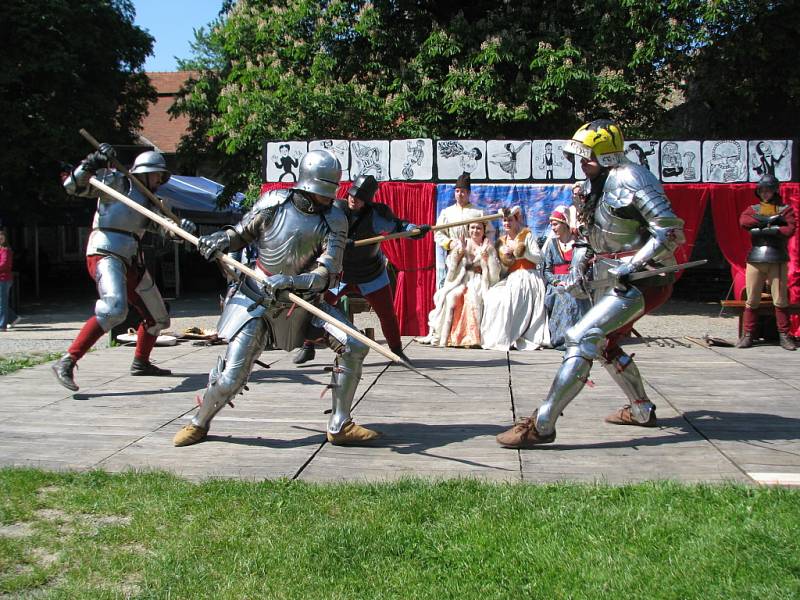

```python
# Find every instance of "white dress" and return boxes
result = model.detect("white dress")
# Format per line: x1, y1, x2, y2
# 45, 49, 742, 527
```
419, 239, 500, 347
480, 229, 550, 351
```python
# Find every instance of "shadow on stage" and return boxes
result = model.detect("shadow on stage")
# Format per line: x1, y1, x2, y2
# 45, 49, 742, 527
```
532, 409, 800, 452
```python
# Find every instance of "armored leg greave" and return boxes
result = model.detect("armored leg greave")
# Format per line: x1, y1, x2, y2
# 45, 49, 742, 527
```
192, 318, 269, 429
603, 352, 655, 423
318, 303, 369, 434
93, 256, 130, 332
134, 270, 170, 336
534, 286, 645, 435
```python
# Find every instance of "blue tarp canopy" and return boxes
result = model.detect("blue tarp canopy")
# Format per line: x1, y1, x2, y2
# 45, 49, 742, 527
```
159, 175, 244, 224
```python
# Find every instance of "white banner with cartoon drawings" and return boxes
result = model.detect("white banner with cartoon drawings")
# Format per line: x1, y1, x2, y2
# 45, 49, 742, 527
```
660, 141, 701, 183
264, 141, 307, 183
486, 140, 531, 180
436, 140, 487, 180
390, 139, 433, 180
530, 140, 572, 180
309, 139, 350, 181
625, 140, 660, 179
350, 140, 390, 181
703, 140, 748, 183
263, 138, 795, 184
748, 140, 792, 182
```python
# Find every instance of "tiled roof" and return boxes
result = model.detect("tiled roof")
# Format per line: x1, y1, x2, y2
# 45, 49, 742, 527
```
138, 71, 200, 154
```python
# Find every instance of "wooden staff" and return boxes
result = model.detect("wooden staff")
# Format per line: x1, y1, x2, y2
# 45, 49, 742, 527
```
87, 176, 456, 394
353, 211, 504, 247
79, 128, 181, 223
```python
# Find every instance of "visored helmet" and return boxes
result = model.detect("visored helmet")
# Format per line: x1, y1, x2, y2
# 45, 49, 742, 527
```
296, 150, 341, 199
562, 119, 625, 167
130, 150, 170, 184
348, 174, 379, 203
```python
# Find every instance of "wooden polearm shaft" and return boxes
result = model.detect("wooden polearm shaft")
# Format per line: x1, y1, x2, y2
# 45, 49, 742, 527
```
87, 176, 456, 394
79, 128, 181, 223
353, 211, 504, 247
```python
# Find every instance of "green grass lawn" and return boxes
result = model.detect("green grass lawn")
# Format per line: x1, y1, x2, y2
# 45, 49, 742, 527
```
0, 352, 62, 376
1, 469, 798, 599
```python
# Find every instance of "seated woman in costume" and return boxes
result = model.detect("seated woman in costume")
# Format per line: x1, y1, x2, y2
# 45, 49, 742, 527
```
418, 221, 500, 347
480, 206, 550, 351
540, 207, 591, 350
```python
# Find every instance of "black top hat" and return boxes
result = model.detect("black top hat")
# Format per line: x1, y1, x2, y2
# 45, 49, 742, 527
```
348, 174, 379, 203
455, 173, 471, 190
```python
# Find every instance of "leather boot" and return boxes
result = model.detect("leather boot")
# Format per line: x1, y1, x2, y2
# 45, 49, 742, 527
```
293, 344, 315, 365
51, 354, 79, 391
327, 421, 381, 445
779, 333, 797, 351
775, 308, 795, 350
131, 358, 172, 376
173, 424, 209, 447
736, 307, 757, 348
496, 410, 556, 448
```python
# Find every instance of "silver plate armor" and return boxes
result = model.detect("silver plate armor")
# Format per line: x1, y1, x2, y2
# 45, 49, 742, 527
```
64, 166, 167, 263
534, 161, 684, 435
192, 188, 366, 435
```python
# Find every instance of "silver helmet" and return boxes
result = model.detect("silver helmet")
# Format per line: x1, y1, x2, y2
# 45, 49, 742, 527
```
130, 150, 170, 184
295, 150, 341, 199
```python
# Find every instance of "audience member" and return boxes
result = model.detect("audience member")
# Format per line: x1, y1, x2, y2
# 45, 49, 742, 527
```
418, 222, 499, 347
540, 208, 590, 350
481, 207, 549, 351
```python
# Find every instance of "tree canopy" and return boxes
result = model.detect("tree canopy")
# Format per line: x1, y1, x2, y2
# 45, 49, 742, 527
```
172, 0, 798, 199
0, 0, 155, 223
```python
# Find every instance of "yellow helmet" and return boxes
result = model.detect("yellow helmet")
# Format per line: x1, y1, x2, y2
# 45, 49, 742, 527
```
562, 119, 625, 167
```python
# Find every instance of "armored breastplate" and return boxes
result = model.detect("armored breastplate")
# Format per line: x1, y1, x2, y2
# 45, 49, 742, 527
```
748, 229, 789, 263
256, 200, 329, 276
87, 180, 154, 261
588, 197, 648, 254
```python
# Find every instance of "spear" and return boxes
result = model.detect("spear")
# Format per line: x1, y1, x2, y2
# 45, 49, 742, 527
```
353, 211, 503, 247
87, 176, 457, 395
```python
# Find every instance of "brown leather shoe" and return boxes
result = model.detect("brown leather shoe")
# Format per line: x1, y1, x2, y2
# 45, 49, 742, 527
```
173, 424, 209, 447
327, 421, 381, 445
496, 413, 556, 448
604, 405, 657, 427
779, 333, 797, 351
735, 333, 753, 349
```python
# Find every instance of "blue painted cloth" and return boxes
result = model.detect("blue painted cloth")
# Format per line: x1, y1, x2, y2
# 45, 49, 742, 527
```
434, 184, 573, 287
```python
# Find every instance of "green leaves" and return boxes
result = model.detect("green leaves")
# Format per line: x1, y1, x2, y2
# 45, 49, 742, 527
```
169, 0, 798, 198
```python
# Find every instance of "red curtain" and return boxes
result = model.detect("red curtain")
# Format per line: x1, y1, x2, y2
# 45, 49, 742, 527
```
663, 185, 710, 273
709, 183, 800, 335
260, 181, 436, 335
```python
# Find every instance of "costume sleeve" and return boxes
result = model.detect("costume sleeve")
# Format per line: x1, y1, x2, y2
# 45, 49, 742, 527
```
433, 209, 451, 251
483, 245, 501, 287
739, 206, 762, 229
0, 248, 10, 275
373, 203, 410, 233
520, 230, 543, 266
779, 205, 797, 238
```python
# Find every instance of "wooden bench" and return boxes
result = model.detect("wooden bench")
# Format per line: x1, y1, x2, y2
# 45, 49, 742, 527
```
720, 297, 800, 337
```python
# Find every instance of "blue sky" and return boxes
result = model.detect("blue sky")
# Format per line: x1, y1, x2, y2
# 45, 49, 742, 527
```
133, 0, 225, 72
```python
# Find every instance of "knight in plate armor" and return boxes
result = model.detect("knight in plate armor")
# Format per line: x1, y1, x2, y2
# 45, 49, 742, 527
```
173, 150, 381, 447
293, 174, 430, 366
52, 145, 196, 392
497, 119, 686, 448
735, 174, 797, 351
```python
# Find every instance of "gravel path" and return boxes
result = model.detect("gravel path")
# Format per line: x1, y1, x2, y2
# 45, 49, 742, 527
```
0, 294, 740, 360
